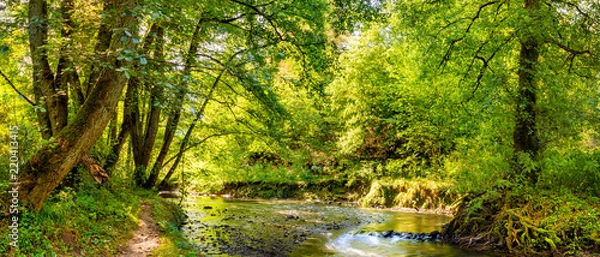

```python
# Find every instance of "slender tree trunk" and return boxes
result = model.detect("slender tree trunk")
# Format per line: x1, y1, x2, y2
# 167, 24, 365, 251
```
108, 114, 118, 145
104, 68, 137, 173
156, 71, 222, 189
84, 0, 113, 96
29, 0, 55, 139
144, 19, 203, 189
129, 81, 142, 165
123, 24, 161, 186
103, 118, 131, 174
21, 0, 138, 212
513, 0, 540, 183
140, 26, 165, 171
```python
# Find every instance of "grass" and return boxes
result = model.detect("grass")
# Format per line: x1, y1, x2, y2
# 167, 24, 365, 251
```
0, 175, 199, 257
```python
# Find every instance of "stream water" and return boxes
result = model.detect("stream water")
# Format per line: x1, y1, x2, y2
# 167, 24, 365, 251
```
180, 196, 500, 257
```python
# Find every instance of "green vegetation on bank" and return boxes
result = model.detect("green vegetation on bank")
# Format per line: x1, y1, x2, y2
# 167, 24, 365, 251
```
0, 174, 197, 256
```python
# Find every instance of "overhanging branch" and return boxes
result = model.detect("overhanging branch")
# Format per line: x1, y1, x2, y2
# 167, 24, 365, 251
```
0, 68, 35, 106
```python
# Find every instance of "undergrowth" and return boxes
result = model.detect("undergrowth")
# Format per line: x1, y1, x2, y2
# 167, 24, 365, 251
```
444, 185, 600, 256
359, 178, 456, 211
0, 174, 199, 256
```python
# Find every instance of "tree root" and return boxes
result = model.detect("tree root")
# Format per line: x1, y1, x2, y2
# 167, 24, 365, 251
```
442, 190, 562, 255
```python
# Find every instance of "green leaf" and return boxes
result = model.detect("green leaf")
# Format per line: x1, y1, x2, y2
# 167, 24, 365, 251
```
140, 57, 147, 65
0, 44, 9, 54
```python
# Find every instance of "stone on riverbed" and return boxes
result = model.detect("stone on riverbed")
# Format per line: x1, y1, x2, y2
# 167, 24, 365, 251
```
363, 230, 442, 242
382, 230, 394, 238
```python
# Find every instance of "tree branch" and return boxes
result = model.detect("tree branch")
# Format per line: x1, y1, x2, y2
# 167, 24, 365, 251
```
438, 1, 500, 70
0, 68, 35, 106
163, 132, 240, 167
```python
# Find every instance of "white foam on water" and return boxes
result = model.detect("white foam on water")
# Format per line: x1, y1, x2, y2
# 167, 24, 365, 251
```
325, 233, 396, 257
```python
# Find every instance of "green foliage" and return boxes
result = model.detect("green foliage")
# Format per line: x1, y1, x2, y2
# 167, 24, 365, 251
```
541, 148, 600, 196
1, 0, 599, 255
0, 168, 140, 255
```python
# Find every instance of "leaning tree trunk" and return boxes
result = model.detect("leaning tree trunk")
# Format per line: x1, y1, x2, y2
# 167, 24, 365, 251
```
155, 69, 222, 189
21, 63, 132, 211
513, 0, 540, 184
28, 0, 111, 186
21, 0, 138, 212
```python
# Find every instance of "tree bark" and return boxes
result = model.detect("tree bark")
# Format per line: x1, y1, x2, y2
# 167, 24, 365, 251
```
140, 26, 165, 170
84, 0, 113, 96
144, 19, 203, 189
513, 0, 540, 183
29, 0, 55, 139
21, 0, 138, 212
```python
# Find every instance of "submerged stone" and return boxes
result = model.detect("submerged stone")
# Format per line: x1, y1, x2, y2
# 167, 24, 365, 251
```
382, 230, 394, 238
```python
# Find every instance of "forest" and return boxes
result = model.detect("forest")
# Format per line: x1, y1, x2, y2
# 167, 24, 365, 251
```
0, 0, 599, 256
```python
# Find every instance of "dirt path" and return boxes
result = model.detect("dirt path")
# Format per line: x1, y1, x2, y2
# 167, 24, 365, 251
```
117, 201, 161, 257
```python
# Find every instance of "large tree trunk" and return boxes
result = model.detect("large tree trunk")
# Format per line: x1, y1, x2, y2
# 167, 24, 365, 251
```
20, 65, 129, 211
21, 0, 138, 212
29, 0, 109, 186
513, 0, 540, 184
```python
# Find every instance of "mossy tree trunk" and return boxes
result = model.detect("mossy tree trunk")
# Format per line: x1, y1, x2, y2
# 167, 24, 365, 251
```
21, 0, 138, 212
513, 0, 541, 184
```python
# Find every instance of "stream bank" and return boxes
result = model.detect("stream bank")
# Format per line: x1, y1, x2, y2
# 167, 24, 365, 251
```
209, 178, 459, 215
